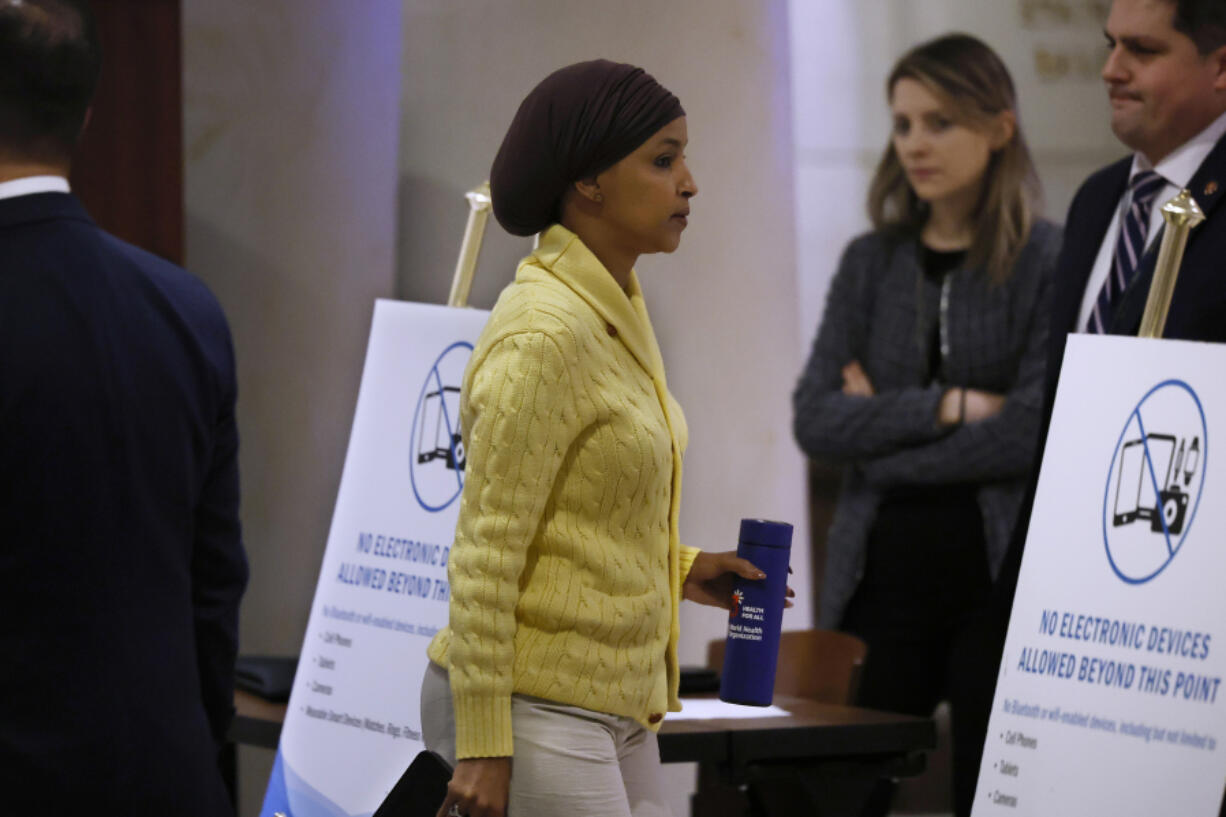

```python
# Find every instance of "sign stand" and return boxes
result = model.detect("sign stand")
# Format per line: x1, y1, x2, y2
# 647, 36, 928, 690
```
974, 192, 1225, 814
260, 184, 503, 817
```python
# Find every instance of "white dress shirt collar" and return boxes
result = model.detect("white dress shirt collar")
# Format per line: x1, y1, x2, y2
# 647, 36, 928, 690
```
0, 174, 70, 201
1131, 109, 1226, 188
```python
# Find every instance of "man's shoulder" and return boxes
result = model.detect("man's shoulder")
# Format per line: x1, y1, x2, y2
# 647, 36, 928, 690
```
90, 233, 236, 360
2, 195, 224, 314
1, 203, 234, 355
96, 229, 224, 316
1071, 155, 1133, 208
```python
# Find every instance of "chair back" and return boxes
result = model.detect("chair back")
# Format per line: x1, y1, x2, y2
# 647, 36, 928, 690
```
707, 628, 867, 705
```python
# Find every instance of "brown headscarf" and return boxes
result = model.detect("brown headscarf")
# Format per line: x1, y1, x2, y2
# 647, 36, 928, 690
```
490, 59, 685, 237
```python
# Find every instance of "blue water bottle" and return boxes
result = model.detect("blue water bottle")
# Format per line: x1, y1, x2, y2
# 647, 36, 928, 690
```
719, 519, 793, 706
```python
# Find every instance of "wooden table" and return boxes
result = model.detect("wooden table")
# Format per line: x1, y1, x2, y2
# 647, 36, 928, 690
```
232, 689, 287, 750
232, 691, 933, 816
659, 694, 932, 762
660, 696, 933, 815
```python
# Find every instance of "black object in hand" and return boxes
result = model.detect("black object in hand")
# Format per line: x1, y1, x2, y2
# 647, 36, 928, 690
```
372, 750, 453, 817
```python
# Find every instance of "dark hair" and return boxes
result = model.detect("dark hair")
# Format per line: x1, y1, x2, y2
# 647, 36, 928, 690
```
868, 33, 1040, 285
1170, 0, 1226, 54
0, 0, 101, 163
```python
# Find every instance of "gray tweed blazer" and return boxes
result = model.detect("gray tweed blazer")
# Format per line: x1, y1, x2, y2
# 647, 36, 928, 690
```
794, 221, 1062, 627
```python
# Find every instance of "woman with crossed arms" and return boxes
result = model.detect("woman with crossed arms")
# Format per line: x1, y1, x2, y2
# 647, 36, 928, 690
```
793, 34, 1061, 817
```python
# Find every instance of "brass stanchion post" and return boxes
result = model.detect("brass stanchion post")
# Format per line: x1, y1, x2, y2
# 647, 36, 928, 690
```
447, 182, 492, 308
1137, 189, 1205, 338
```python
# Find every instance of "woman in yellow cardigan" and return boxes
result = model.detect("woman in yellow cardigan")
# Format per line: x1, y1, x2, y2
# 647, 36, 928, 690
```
422, 61, 775, 817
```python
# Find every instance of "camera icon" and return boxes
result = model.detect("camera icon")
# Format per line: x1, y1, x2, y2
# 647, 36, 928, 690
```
1112, 433, 1199, 536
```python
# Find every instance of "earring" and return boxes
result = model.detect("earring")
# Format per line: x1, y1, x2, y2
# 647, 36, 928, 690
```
594, 192, 604, 203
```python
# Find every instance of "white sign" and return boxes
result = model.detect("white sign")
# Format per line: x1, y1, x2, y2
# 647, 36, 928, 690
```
974, 334, 1224, 815
261, 300, 489, 817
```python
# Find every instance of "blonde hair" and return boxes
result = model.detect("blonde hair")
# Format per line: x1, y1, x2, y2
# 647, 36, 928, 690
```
868, 33, 1040, 284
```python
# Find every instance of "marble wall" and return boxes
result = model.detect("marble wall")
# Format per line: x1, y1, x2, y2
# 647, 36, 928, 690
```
183, 1, 403, 810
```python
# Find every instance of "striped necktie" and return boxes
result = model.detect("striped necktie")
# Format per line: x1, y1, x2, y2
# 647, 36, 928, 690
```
1086, 170, 1168, 333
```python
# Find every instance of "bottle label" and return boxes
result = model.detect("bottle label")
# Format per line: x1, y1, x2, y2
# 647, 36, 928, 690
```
728, 589, 767, 641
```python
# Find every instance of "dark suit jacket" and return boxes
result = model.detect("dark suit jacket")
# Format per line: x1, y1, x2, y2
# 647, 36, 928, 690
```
0, 193, 248, 815
1043, 134, 1226, 402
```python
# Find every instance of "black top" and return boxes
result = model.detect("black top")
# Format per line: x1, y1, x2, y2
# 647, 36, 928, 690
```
921, 245, 966, 276
920, 246, 966, 383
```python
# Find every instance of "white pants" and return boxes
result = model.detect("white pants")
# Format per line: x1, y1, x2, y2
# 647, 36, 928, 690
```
420, 662, 672, 817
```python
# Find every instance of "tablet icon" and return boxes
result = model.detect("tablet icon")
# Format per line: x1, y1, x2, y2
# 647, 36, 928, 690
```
409, 341, 473, 512
1112, 433, 1199, 535
1103, 380, 1207, 584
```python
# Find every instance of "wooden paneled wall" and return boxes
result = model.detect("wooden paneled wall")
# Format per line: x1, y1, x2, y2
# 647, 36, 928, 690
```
71, 0, 183, 264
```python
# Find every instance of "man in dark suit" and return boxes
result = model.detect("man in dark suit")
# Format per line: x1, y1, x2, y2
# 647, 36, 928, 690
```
1001, 0, 1226, 625
1045, 0, 1226, 375
968, 0, 1226, 805
0, 2, 247, 814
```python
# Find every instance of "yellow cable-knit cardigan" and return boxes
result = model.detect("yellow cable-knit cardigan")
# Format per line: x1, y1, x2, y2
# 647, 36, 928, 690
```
427, 224, 700, 759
